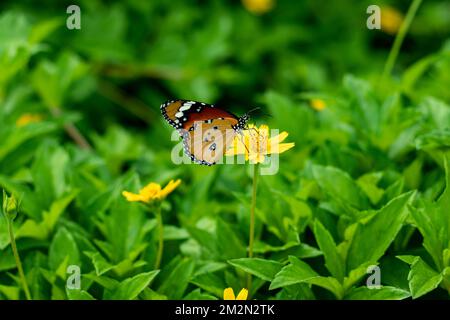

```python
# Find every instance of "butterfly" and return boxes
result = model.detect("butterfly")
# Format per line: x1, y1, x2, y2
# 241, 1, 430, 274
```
160, 99, 251, 165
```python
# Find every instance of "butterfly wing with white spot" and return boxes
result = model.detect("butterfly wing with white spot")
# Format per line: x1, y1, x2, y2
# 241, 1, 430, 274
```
182, 119, 238, 165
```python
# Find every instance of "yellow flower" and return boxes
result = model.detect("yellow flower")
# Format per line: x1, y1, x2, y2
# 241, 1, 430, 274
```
223, 288, 248, 300
226, 124, 294, 164
122, 179, 181, 204
381, 6, 404, 35
242, 0, 275, 15
310, 99, 326, 111
16, 113, 43, 127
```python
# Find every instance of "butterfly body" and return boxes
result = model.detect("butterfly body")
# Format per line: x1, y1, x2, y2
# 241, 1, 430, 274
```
160, 99, 249, 165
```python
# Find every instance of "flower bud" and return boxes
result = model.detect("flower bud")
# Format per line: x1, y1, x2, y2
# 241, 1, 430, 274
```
2, 190, 18, 220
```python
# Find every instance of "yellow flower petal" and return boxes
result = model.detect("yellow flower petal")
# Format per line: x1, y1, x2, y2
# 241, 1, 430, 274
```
225, 124, 294, 162
223, 288, 235, 300
122, 191, 146, 202
122, 179, 181, 204
140, 182, 162, 201
272, 131, 289, 143
270, 142, 295, 154
236, 288, 248, 300
159, 179, 181, 199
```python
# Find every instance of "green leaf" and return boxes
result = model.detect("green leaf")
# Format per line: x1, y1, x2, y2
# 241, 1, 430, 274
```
83, 273, 118, 291
30, 51, 88, 108
343, 263, 373, 291
408, 257, 443, 299
308, 277, 344, 299
29, 18, 62, 44
253, 241, 300, 254
104, 270, 159, 300
0, 122, 57, 166
140, 287, 168, 300
0, 247, 15, 272
190, 272, 226, 298
84, 251, 114, 276
158, 257, 195, 299
193, 261, 227, 277
269, 256, 319, 290
410, 156, 450, 271
396, 255, 418, 265
66, 289, 96, 300
438, 155, 450, 213
17, 190, 78, 240
0, 13, 34, 88
345, 286, 411, 300
228, 258, 283, 281
312, 164, 369, 213
262, 91, 314, 143
313, 220, 345, 282
401, 54, 442, 95
31, 142, 70, 212
0, 284, 20, 300
411, 202, 447, 271
184, 288, 217, 300
48, 227, 80, 271
215, 218, 246, 260
346, 191, 414, 271
356, 172, 384, 205
270, 255, 344, 298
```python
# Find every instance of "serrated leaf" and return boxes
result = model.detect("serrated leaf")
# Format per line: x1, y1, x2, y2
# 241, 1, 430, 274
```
84, 251, 113, 276
408, 257, 443, 299
269, 256, 319, 290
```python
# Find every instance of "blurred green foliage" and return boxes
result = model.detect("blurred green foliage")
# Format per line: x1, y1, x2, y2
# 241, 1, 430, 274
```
0, 0, 449, 300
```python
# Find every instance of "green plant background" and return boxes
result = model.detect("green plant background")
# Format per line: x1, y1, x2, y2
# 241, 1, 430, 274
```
0, 0, 449, 300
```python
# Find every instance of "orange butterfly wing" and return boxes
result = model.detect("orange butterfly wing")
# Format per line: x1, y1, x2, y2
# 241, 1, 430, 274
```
182, 118, 239, 165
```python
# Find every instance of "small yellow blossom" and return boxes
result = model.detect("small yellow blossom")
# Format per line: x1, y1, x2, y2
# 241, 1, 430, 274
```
226, 124, 294, 164
310, 99, 326, 111
242, 0, 275, 15
122, 179, 181, 204
16, 113, 43, 127
381, 6, 404, 35
223, 288, 248, 300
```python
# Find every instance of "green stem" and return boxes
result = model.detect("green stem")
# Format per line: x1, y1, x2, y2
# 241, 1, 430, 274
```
6, 217, 32, 300
154, 206, 164, 270
381, 0, 423, 82
247, 163, 259, 291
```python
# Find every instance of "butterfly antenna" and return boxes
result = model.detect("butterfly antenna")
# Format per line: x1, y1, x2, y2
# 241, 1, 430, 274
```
247, 107, 260, 115
246, 107, 272, 121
